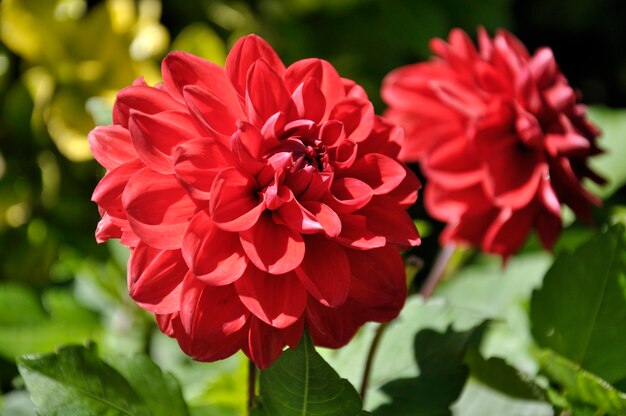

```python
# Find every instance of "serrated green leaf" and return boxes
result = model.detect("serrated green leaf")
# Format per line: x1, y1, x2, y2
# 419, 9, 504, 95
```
104, 354, 189, 416
531, 224, 626, 384
539, 349, 626, 415
17, 344, 189, 416
253, 332, 364, 416
372, 325, 486, 416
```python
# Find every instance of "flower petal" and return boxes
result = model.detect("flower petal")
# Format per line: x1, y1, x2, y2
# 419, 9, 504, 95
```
329, 97, 375, 142
123, 168, 198, 250
210, 167, 265, 232
358, 196, 420, 247
295, 235, 350, 307
113, 81, 185, 128
284, 58, 345, 118
347, 153, 406, 195
300, 201, 341, 238
325, 177, 373, 214
239, 213, 305, 274
173, 137, 236, 200
182, 85, 243, 139
347, 245, 406, 314
162, 51, 240, 110
235, 267, 306, 328
246, 60, 291, 126
226, 34, 286, 97
182, 211, 248, 285
88, 125, 136, 171
129, 110, 197, 174
179, 272, 248, 337
128, 243, 186, 314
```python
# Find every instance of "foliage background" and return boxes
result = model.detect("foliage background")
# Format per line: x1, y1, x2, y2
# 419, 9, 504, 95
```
0, 0, 625, 415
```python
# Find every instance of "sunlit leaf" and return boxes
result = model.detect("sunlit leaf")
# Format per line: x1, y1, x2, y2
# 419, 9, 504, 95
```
18, 344, 189, 416
253, 332, 365, 416
531, 224, 626, 384
539, 349, 626, 415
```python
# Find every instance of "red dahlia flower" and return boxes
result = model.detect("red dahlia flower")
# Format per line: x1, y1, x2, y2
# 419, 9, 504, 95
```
382, 28, 604, 258
90, 35, 420, 368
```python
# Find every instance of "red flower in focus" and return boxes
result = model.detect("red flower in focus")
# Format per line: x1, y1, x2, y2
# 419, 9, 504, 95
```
90, 35, 420, 368
382, 28, 604, 258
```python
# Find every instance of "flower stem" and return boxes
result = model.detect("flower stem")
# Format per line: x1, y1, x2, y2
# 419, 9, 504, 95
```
420, 244, 456, 299
248, 359, 256, 412
359, 244, 457, 402
359, 321, 389, 400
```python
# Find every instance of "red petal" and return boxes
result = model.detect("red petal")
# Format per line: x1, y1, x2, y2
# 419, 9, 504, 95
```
235, 267, 306, 328
284, 58, 345, 119
356, 116, 403, 159
162, 51, 240, 110
275, 197, 324, 235
230, 121, 265, 175
325, 177, 373, 214
477, 134, 546, 209
386, 165, 421, 209
247, 318, 282, 368
156, 313, 177, 337
95, 213, 122, 243
209, 167, 265, 231
290, 78, 326, 122
306, 297, 361, 348
128, 243, 186, 314
347, 153, 406, 195
359, 196, 420, 247
182, 85, 242, 139
92, 159, 144, 222
182, 211, 248, 285
329, 97, 375, 142
113, 82, 185, 128
300, 201, 341, 238
226, 35, 286, 97
180, 272, 248, 337
123, 168, 198, 250
246, 60, 291, 126
425, 135, 484, 190
347, 245, 406, 313
239, 213, 305, 274
335, 213, 386, 249
295, 235, 350, 307
89, 125, 135, 170
173, 137, 235, 200
129, 110, 197, 174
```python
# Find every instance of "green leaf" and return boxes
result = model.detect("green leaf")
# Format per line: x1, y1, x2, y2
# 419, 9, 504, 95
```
464, 348, 543, 400
586, 106, 626, 197
253, 332, 364, 416
530, 224, 626, 384
539, 349, 626, 415
17, 344, 189, 416
372, 324, 486, 416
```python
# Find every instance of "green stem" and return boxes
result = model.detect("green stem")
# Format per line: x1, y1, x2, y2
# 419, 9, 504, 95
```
248, 359, 256, 413
359, 244, 457, 402
359, 322, 389, 400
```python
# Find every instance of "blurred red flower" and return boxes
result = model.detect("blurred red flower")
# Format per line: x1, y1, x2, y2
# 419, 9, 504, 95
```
383, 28, 604, 258
91, 35, 420, 368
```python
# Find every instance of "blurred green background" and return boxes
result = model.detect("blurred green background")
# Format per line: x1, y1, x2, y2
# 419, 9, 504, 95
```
1, 0, 625, 415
